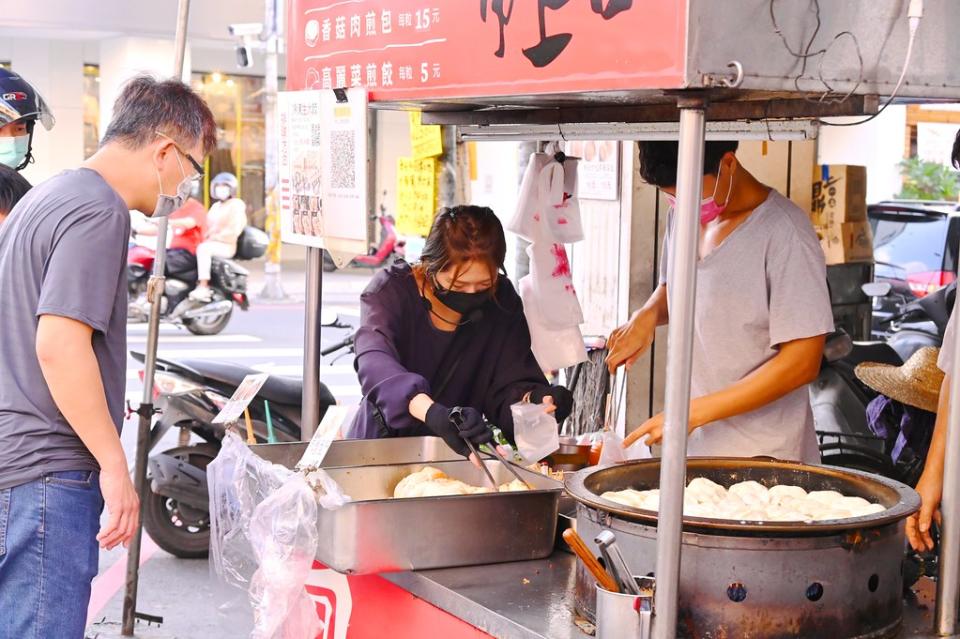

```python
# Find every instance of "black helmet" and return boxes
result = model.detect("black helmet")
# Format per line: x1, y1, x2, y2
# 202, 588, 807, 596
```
0, 69, 55, 170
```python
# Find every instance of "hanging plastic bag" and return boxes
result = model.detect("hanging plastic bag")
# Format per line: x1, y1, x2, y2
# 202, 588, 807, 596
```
519, 275, 587, 371
527, 242, 584, 329
209, 430, 340, 639
509, 152, 583, 244
511, 402, 560, 464
536, 156, 584, 243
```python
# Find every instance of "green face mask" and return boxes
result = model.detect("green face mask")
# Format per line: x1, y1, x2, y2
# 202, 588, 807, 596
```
0, 135, 28, 169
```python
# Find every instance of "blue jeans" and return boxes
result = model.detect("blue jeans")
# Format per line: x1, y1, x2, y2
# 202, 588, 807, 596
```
0, 470, 103, 639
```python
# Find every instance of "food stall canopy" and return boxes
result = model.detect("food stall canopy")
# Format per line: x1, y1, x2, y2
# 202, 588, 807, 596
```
288, 0, 960, 123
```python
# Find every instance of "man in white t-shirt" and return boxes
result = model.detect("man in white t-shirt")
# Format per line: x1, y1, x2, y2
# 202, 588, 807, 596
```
607, 141, 834, 463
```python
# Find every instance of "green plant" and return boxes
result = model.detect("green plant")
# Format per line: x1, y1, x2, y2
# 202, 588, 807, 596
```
898, 157, 960, 201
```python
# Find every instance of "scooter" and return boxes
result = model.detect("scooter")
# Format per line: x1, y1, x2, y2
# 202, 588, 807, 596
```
323, 211, 405, 272
127, 226, 268, 336
130, 315, 354, 558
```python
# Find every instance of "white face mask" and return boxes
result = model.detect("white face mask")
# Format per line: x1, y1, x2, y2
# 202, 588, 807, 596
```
153, 152, 192, 218
213, 185, 232, 201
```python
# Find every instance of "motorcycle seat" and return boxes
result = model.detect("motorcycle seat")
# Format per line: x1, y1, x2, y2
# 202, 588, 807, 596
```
181, 359, 303, 406
847, 341, 904, 368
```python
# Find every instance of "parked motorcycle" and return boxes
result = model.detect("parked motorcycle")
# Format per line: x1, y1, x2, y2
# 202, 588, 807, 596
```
131, 316, 354, 558
812, 280, 955, 478
323, 211, 405, 272
127, 226, 268, 336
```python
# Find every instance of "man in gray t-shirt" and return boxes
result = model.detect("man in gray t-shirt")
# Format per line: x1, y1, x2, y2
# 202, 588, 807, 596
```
607, 141, 833, 463
0, 76, 216, 639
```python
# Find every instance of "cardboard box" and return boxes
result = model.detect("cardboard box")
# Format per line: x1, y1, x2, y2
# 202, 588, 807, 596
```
811, 165, 868, 227
816, 221, 874, 265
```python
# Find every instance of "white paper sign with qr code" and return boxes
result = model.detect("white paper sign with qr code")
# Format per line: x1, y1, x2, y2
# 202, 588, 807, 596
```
277, 87, 368, 260
212, 373, 270, 424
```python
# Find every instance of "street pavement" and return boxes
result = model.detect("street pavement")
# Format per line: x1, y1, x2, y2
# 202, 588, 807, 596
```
86, 262, 371, 638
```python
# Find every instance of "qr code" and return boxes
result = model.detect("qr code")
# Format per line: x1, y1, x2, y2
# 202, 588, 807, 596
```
330, 130, 356, 189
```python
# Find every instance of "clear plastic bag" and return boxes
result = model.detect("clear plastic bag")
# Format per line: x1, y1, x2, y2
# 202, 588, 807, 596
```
511, 402, 560, 464
208, 431, 326, 639
597, 428, 652, 466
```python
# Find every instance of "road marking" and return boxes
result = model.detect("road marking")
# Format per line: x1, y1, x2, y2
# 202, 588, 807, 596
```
87, 535, 161, 626
252, 364, 356, 375
127, 334, 262, 344
126, 323, 182, 333
155, 347, 305, 359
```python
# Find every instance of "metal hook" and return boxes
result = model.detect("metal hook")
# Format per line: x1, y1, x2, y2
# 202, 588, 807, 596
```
722, 61, 744, 88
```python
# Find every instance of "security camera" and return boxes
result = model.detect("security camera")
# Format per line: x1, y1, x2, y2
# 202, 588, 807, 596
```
228, 23, 262, 38
235, 42, 253, 68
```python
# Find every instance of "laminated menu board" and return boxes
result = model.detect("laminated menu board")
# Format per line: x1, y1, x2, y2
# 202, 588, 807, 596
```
277, 87, 369, 257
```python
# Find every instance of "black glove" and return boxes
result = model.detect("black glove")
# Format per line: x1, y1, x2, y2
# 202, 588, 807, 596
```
424, 403, 493, 457
530, 385, 574, 424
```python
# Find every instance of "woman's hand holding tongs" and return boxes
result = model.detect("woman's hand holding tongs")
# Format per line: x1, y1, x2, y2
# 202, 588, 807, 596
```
425, 403, 493, 464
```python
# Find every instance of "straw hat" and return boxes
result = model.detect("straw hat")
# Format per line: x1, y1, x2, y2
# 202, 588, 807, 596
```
855, 347, 944, 413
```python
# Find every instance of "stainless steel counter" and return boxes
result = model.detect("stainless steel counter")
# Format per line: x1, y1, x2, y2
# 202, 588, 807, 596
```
384, 552, 591, 639
383, 552, 959, 639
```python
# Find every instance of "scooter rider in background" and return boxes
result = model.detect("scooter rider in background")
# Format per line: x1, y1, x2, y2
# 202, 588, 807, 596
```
0, 68, 55, 171
191, 172, 247, 302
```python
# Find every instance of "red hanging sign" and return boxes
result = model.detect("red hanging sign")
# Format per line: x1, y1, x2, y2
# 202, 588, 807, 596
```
287, 0, 686, 101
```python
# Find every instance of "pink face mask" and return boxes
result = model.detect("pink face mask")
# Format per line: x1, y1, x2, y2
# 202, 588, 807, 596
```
665, 165, 735, 225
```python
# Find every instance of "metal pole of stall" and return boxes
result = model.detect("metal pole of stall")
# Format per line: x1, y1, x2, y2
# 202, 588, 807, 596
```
301, 247, 323, 440
651, 100, 707, 639
935, 319, 960, 632
121, 2, 191, 634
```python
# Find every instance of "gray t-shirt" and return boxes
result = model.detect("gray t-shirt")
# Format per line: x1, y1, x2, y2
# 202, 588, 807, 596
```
940, 307, 956, 374
0, 168, 130, 489
659, 190, 834, 463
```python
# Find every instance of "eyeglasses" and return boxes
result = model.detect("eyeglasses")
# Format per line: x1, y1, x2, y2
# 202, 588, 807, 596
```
155, 131, 204, 179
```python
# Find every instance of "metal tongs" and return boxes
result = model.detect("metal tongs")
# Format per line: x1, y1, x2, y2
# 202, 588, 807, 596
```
605, 369, 627, 432
450, 407, 532, 490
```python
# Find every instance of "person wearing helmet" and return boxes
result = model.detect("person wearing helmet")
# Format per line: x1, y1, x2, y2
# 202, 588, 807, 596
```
0, 68, 55, 170
190, 172, 247, 301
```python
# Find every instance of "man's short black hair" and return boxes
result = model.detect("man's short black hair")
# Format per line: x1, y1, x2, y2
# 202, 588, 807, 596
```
637, 141, 740, 188
101, 75, 217, 157
0, 164, 32, 215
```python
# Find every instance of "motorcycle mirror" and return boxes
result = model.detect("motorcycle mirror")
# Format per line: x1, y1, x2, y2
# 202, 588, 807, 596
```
862, 282, 892, 298
321, 309, 340, 327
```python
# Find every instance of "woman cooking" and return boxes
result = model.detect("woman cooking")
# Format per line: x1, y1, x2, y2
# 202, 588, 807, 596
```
346, 204, 573, 458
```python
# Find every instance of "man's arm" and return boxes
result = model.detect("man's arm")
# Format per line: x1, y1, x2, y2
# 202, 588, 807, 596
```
625, 334, 825, 446
605, 284, 670, 372
36, 315, 139, 550
906, 374, 950, 551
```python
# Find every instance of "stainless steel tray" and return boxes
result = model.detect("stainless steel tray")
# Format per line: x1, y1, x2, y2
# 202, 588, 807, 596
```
249, 436, 467, 468
312, 460, 562, 574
